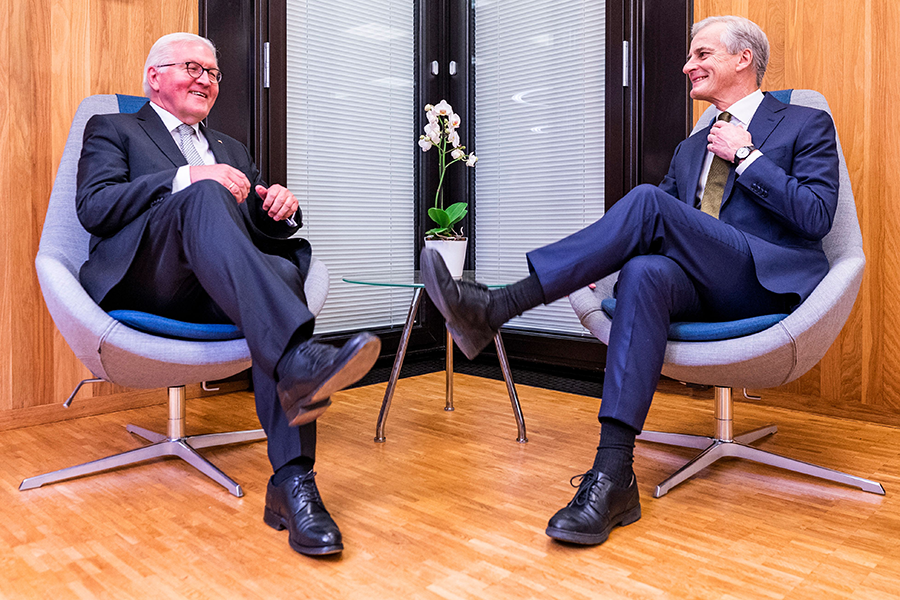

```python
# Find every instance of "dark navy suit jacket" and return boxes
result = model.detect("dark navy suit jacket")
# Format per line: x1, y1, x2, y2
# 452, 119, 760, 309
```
658, 92, 840, 302
76, 101, 310, 304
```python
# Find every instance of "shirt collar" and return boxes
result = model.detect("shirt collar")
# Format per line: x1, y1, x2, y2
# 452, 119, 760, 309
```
149, 101, 200, 135
719, 89, 764, 127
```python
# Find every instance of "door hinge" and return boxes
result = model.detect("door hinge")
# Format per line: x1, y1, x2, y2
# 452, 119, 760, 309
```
622, 41, 630, 87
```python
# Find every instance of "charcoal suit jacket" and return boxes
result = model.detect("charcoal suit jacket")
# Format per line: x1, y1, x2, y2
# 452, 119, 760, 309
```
75, 100, 310, 304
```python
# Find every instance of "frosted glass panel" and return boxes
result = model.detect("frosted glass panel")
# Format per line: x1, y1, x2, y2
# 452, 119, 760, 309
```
474, 0, 605, 334
286, 0, 415, 333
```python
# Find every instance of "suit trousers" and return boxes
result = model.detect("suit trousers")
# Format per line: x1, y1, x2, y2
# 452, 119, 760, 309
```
526, 184, 793, 431
100, 180, 317, 471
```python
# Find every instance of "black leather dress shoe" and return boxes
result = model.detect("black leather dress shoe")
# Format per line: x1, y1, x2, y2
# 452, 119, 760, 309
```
264, 471, 343, 556
545, 471, 641, 545
420, 248, 496, 360
276, 333, 381, 426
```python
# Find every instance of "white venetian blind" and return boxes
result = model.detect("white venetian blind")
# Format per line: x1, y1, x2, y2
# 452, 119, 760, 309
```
285, 0, 415, 333
474, 0, 605, 334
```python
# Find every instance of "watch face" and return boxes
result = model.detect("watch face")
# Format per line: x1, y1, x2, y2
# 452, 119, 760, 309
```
736, 147, 751, 160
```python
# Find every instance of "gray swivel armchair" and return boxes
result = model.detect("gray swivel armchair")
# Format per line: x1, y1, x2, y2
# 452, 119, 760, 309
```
569, 90, 884, 498
19, 94, 329, 497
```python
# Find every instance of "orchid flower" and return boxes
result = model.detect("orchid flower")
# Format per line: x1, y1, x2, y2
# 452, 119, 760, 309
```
418, 100, 478, 239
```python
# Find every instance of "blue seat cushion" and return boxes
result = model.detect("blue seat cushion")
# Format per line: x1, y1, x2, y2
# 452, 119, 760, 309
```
116, 94, 149, 114
108, 310, 244, 341
768, 89, 793, 104
600, 299, 787, 342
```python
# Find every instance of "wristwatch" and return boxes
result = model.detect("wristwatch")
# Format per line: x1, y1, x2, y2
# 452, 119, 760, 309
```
733, 145, 755, 166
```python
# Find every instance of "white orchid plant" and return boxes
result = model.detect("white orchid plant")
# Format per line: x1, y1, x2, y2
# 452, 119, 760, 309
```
418, 100, 477, 239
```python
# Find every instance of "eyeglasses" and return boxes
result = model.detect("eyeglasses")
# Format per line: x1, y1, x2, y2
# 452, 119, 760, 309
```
156, 61, 223, 84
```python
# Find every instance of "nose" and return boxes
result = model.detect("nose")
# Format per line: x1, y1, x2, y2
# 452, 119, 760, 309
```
195, 69, 212, 85
683, 57, 694, 74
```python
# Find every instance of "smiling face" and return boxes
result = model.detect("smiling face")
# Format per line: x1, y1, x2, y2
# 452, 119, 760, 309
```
146, 41, 218, 125
683, 22, 754, 109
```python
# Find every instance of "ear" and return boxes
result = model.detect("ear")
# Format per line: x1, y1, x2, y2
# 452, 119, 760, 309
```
146, 66, 162, 94
735, 48, 754, 74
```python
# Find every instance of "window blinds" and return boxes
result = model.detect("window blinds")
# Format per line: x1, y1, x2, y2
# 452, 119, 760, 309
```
285, 0, 416, 333
474, 0, 606, 334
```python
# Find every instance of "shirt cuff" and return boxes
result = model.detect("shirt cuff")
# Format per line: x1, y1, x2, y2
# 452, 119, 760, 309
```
172, 166, 193, 193
735, 150, 762, 175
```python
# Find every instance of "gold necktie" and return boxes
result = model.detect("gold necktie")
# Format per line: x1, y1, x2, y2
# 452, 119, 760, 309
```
700, 111, 732, 219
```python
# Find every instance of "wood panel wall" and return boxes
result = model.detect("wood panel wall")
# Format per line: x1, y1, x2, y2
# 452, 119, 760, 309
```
694, 0, 900, 423
0, 0, 197, 429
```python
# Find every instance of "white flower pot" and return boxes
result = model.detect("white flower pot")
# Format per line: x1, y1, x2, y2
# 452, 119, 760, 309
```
424, 238, 468, 279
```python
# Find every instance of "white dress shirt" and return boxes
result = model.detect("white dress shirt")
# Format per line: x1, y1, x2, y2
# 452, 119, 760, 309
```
694, 89, 765, 203
149, 102, 216, 193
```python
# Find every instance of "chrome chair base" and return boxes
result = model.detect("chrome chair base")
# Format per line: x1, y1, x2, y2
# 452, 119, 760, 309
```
639, 386, 885, 498
19, 385, 265, 497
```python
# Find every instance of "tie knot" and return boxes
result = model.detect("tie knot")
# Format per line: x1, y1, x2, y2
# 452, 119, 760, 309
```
176, 123, 194, 139
718, 111, 732, 123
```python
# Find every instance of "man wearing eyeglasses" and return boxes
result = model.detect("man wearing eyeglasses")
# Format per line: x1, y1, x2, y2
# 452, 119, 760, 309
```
76, 33, 380, 557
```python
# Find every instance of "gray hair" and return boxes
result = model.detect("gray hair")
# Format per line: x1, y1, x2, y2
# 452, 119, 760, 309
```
143, 33, 217, 96
692, 16, 769, 87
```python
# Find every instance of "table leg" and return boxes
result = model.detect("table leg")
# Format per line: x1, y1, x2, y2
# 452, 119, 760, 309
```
494, 332, 528, 443
445, 328, 454, 411
374, 288, 424, 442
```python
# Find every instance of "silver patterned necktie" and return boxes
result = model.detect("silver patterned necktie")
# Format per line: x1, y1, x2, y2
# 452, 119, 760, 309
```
176, 123, 204, 166
700, 111, 733, 219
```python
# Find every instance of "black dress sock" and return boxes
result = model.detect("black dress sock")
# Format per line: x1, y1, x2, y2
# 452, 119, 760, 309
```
591, 418, 637, 487
272, 456, 315, 486
487, 272, 545, 330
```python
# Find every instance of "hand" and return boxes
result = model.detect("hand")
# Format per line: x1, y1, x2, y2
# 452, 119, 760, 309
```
190, 164, 251, 203
256, 184, 299, 222
707, 121, 753, 163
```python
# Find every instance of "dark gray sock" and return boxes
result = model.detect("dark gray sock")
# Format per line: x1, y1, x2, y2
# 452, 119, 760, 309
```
591, 418, 637, 487
487, 272, 545, 330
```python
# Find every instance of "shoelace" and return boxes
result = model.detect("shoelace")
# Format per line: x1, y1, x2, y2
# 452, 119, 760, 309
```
294, 339, 338, 372
567, 471, 611, 507
291, 471, 324, 508
568, 471, 596, 506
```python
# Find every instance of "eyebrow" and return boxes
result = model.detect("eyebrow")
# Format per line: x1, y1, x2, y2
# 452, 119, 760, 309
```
687, 45, 716, 59
185, 59, 220, 69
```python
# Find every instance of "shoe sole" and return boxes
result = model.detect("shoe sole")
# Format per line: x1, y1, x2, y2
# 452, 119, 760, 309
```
284, 398, 332, 428
545, 504, 642, 545
420, 249, 492, 360
263, 507, 343, 556
278, 333, 381, 427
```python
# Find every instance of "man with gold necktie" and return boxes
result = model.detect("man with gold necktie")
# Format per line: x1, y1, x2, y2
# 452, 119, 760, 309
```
421, 16, 839, 546
76, 33, 381, 557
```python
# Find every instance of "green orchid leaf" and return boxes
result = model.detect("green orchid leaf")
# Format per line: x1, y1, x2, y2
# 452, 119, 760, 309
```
425, 226, 452, 237
445, 202, 468, 226
428, 207, 451, 228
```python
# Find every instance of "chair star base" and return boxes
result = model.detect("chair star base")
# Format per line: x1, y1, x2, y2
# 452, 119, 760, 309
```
638, 386, 885, 498
19, 385, 266, 497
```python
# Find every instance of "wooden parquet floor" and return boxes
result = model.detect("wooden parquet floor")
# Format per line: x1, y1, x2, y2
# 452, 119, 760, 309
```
1, 372, 899, 599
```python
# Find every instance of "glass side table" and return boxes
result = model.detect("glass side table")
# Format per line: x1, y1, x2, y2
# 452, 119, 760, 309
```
343, 270, 527, 443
